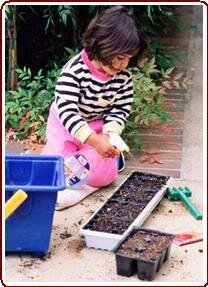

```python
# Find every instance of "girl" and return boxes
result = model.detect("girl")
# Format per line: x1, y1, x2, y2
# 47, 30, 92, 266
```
42, 6, 146, 210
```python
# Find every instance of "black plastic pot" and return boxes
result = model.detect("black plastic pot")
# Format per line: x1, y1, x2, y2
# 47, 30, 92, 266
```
114, 228, 173, 281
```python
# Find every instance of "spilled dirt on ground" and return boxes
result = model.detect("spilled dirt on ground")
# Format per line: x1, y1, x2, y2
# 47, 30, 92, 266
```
67, 237, 86, 258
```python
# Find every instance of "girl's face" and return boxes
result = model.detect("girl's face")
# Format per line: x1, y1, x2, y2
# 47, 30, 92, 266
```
101, 54, 133, 76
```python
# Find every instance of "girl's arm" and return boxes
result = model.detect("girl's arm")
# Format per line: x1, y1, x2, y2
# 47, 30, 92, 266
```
55, 71, 95, 143
102, 74, 133, 135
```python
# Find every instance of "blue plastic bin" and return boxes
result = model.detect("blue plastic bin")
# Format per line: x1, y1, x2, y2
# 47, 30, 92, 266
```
5, 154, 66, 257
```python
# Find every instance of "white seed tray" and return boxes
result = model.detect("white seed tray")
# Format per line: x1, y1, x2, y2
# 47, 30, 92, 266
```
80, 171, 172, 251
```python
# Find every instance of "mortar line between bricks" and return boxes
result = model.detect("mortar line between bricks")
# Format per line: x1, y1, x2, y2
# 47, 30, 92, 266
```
127, 167, 181, 171
131, 153, 182, 156
140, 144, 183, 146
165, 98, 186, 102
139, 133, 182, 138
141, 142, 183, 145
131, 149, 182, 152
132, 152, 182, 154
158, 159, 181, 162
168, 111, 184, 114
138, 126, 184, 129
132, 159, 181, 166
167, 92, 186, 95
129, 160, 181, 163
141, 134, 183, 137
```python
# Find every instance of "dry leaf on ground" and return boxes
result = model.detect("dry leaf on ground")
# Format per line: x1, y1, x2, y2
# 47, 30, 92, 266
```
149, 157, 156, 164
149, 156, 163, 164
139, 155, 149, 163
161, 122, 170, 130
146, 149, 160, 155
153, 156, 163, 164
150, 120, 160, 128
5, 129, 17, 142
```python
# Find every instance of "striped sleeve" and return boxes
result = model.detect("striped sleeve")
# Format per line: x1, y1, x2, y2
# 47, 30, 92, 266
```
55, 71, 94, 143
102, 74, 133, 135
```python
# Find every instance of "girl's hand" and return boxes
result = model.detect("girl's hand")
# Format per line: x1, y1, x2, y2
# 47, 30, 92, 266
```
85, 133, 119, 158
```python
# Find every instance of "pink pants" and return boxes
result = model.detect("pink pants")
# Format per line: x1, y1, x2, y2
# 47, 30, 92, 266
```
42, 103, 118, 187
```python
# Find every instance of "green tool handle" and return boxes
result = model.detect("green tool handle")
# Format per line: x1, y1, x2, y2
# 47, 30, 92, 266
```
179, 191, 202, 220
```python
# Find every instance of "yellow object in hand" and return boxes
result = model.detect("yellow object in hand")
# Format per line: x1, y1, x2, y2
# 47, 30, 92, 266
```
114, 148, 121, 155
109, 132, 130, 153
5, 189, 28, 219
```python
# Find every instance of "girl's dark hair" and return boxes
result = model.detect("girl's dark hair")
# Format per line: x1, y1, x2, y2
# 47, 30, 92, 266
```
82, 6, 146, 67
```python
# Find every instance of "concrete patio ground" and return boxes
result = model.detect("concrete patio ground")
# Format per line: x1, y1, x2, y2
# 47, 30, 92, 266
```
3, 5, 206, 286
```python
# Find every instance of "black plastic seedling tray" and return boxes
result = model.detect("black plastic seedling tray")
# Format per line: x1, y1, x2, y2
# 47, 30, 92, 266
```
114, 227, 173, 281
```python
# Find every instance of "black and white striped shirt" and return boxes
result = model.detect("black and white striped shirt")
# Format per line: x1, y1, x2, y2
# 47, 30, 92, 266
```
54, 49, 133, 142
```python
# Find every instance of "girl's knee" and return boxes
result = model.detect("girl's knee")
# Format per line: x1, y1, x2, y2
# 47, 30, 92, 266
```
70, 147, 119, 187
87, 157, 118, 187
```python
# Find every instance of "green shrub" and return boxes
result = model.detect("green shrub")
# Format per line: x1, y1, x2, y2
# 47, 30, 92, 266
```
6, 56, 191, 147
5, 63, 61, 141
124, 56, 192, 150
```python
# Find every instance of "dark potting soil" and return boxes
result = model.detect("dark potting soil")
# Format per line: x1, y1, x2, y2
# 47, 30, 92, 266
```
116, 230, 172, 261
83, 172, 170, 235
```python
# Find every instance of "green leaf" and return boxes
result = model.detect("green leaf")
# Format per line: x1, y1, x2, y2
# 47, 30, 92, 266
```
17, 131, 28, 140
18, 87, 28, 97
174, 72, 184, 80
9, 90, 20, 98
147, 6, 154, 24
8, 119, 19, 129
165, 67, 175, 75
38, 69, 43, 77
22, 76, 31, 80
27, 68, 32, 77
61, 13, 67, 26
15, 68, 24, 74
134, 138, 142, 150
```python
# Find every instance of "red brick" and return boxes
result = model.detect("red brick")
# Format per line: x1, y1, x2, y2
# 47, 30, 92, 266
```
164, 102, 185, 112
140, 135, 183, 144
137, 127, 183, 136
164, 120, 184, 129
131, 143, 183, 152
168, 111, 185, 120
165, 93, 186, 100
